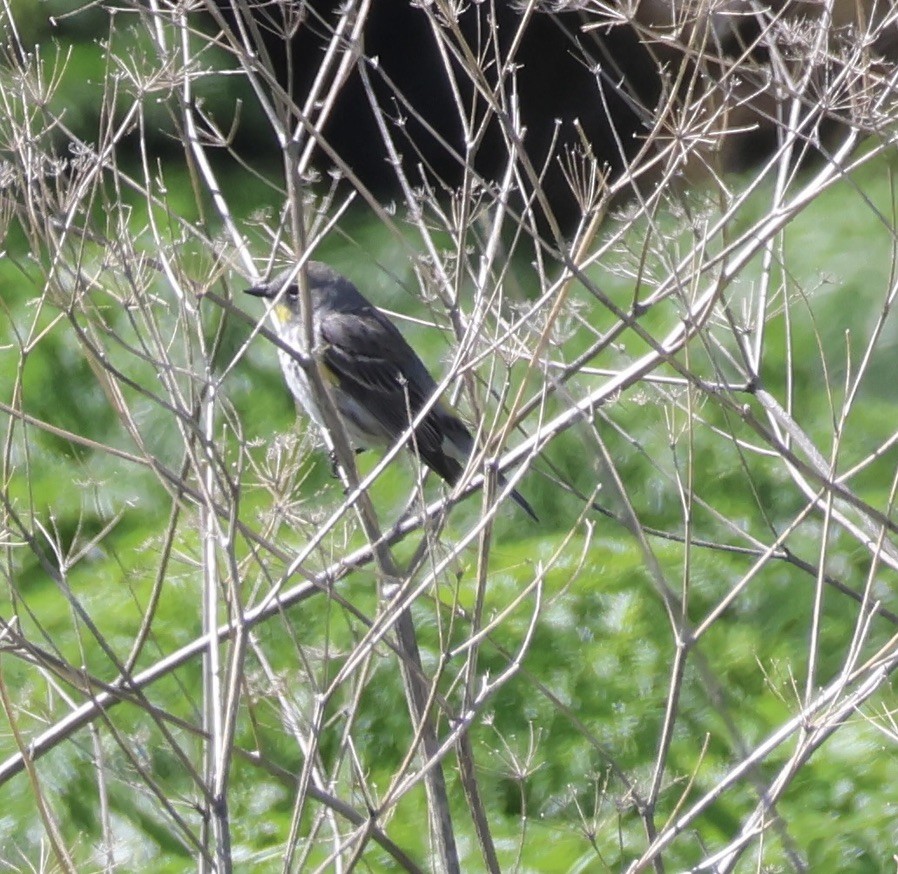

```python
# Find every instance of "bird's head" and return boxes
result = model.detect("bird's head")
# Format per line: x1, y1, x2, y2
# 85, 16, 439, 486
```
244, 261, 340, 326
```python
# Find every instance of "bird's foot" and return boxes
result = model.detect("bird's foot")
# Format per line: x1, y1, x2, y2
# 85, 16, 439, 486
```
328, 447, 365, 478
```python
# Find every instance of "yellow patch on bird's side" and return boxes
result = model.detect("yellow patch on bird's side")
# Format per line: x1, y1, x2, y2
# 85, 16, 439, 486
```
318, 360, 341, 386
274, 303, 292, 326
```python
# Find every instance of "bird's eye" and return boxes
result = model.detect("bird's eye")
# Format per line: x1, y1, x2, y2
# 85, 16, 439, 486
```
286, 285, 299, 300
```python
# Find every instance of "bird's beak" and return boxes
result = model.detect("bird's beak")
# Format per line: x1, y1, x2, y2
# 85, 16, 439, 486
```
243, 283, 273, 299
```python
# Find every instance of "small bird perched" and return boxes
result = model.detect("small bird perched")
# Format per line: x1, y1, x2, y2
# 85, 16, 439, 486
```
244, 261, 537, 520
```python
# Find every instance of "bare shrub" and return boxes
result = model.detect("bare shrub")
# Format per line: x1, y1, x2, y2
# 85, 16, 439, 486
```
1, 1, 897, 871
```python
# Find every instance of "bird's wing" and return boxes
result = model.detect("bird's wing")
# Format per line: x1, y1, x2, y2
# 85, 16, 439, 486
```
318, 306, 444, 442
318, 306, 432, 396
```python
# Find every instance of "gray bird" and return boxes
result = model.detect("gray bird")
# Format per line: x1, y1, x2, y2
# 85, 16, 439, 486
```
244, 261, 537, 520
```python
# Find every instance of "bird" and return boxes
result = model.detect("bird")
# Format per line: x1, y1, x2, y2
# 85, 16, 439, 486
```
244, 261, 537, 521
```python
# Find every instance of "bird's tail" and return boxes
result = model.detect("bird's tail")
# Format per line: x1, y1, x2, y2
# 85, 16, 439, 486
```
423, 412, 538, 522
501, 477, 539, 523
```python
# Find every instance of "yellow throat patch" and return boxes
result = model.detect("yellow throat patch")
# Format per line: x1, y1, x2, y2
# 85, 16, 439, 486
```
274, 303, 292, 326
